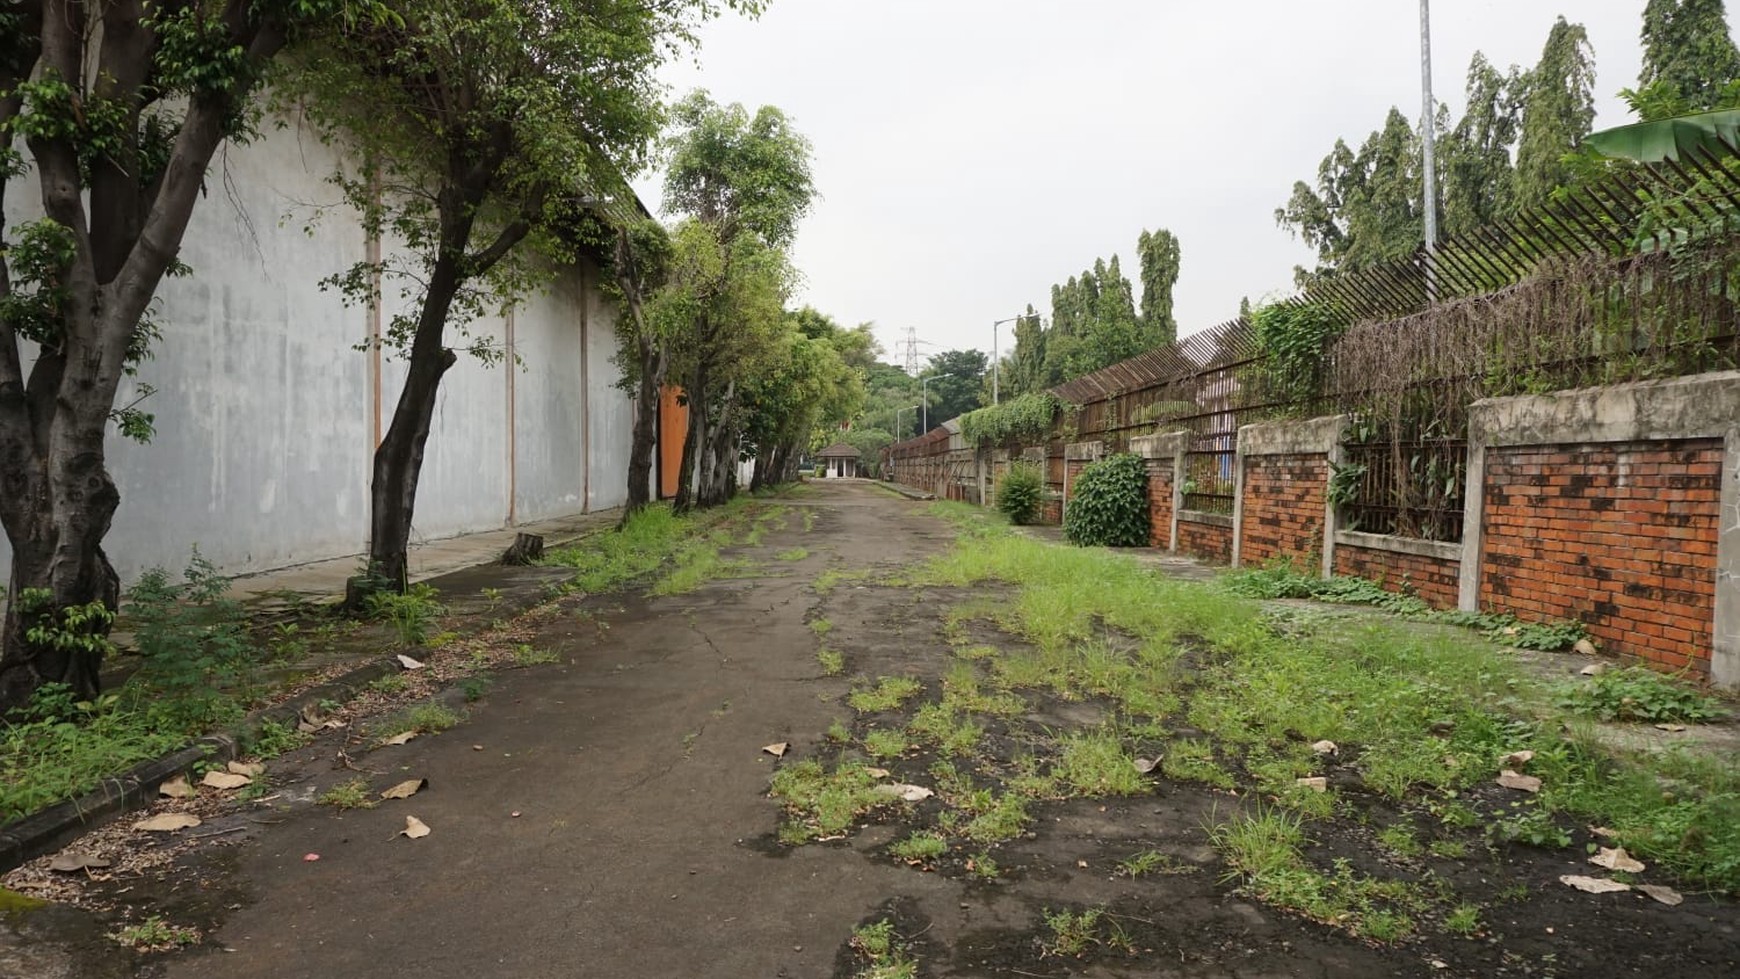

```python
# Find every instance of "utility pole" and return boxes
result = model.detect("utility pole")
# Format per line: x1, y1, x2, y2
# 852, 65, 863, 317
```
1420, 0, 1439, 303
990, 313, 1027, 405
921, 372, 963, 432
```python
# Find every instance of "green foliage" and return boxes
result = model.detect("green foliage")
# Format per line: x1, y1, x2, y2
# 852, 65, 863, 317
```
1561, 667, 1726, 723
996, 462, 1045, 526
1278, 108, 1426, 278
1514, 17, 1597, 211
1489, 801, 1572, 849
1042, 252, 1162, 382
848, 676, 924, 713
363, 583, 446, 647
318, 777, 376, 810
0, 685, 185, 821
769, 759, 889, 843
1633, 0, 1740, 116
958, 393, 1061, 447
1041, 906, 1132, 958
849, 918, 918, 979
888, 831, 948, 863
1136, 228, 1181, 345
1063, 453, 1149, 547
1250, 302, 1344, 404
126, 551, 252, 725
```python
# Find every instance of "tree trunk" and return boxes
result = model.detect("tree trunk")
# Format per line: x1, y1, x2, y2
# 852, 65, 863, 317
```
621, 333, 664, 526
363, 195, 483, 595
672, 365, 706, 514
699, 382, 737, 507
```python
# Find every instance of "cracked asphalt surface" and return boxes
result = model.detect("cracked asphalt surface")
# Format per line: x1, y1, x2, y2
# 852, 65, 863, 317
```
161, 482, 953, 979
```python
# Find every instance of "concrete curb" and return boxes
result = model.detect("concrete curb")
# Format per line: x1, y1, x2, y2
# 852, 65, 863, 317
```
876, 481, 936, 501
0, 656, 398, 874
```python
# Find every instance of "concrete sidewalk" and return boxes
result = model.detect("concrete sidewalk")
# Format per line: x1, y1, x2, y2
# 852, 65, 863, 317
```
225, 510, 620, 609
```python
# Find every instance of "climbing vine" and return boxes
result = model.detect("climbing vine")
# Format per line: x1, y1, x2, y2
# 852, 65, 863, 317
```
959, 393, 1062, 447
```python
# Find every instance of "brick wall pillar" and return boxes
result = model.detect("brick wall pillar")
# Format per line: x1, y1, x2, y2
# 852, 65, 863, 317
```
1131, 431, 1189, 551
1460, 372, 1740, 688
1231, 415, 1348, 574
1063, 441, 1105, 523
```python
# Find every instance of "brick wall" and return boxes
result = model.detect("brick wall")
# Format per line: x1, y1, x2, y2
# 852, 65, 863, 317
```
1064, 460, 1086, 504
1038, 500, 1062, 525
1480, 439, 1720, 675
1238, 452, 1328, 568
1147, 461, 1174, 549
1334, 545, 1460, 609
1178, 516, 1232, 563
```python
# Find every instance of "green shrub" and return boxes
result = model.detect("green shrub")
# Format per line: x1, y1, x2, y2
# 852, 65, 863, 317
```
1063, 453, 1149, 547
996, 462, 1045, 525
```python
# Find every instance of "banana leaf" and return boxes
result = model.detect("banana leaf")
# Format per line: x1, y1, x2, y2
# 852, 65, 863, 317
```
1584, 108, 1740, 163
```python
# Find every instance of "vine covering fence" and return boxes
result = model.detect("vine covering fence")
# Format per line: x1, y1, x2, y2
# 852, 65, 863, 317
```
887, 139, 1740, 543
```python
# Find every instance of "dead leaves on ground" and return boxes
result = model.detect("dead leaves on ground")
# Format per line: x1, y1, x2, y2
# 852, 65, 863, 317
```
400, 816, 431, 839
133, 812, 201, 833
380, 779, 428, 801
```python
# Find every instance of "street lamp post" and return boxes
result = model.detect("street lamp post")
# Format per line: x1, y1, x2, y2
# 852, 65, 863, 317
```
1419, 0, 1439, 303
990, 314, 1028, 405
895, 404, 921, 441
921, 372, 963, 432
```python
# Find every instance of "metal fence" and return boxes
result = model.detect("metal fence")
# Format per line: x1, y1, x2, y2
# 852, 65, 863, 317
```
1338, 437, 1467, 542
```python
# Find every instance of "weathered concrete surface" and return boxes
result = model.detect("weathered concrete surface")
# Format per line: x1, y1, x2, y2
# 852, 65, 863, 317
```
162, 484, 961, 979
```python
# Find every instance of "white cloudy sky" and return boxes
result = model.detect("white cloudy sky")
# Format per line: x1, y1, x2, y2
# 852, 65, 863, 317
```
632, 1, 1717, 364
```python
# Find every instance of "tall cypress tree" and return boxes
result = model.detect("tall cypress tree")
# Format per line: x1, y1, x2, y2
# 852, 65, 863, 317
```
1636, 0, 1740, 116
1439, 53, 1523, 235
1514, 17, 1597, 211
1136, 229, 1181, 346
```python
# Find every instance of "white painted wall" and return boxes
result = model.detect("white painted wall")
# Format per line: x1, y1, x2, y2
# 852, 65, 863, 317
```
2, 120, 633, 586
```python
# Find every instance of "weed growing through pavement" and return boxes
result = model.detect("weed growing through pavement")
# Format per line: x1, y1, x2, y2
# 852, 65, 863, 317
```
848, 918, 917, 979
817, 648, 846, 676
848, 676, 923, 712
318, 777, 375, 810
110, 915, 200, 951
1041, 906, 1133, 958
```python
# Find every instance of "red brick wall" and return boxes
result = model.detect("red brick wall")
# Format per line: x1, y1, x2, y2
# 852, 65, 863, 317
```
1147, 461, 1174, 549
1334, 544, 1460, 609
1178, 516, 1232, 563
1239, 453, 1328, 568
1480, 439, 1720, 675
1038, 500, 1062, 525
1064, 460, 1087, 504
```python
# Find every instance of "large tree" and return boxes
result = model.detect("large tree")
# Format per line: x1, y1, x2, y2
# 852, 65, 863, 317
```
1135, 228, 1180, 346
918, 349, 987, 428
296, 0, 736, 594
659, 90, 814, 511
1634, 0, 1740, 117
1514, 17, 1597, 211
1277, 108, 1424, 280
1439, 53, 1524, 236
608, 217, 674, 524
0, 0, 381, 708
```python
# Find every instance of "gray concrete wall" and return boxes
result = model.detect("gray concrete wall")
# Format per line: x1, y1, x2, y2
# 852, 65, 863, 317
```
1, 120, 631, 586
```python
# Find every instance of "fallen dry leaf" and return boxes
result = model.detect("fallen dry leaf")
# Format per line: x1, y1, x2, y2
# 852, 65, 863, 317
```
1579, 662, 1607, 677
1638, 884, 1684, 906
1560, 874, 1630, 894
1589, 825, 1619, 839
1655, 723, 1688, 733
228, 760, 266, 778
1295, 776, 1328, 793
380, 731, 418, 747
48, 851, 111, 873
1573, 638, 1598, 657
874, 783, 934, 803
201, 771, 251, 790
761, 742, 789, 758
397, 654, 425, 670
380, 779, 428, 801
864, 767, 891, 779
1076, 859, 1089, 869
1497, 770, 1542, 793
1133, 757, 1158, 774
158, 776, 193, 799
134, 812, 201, 833
1589, 847, 1646, 873
1503, 750, 1536, 768
400, 816, 431, 839
1311, 740, 1338, 755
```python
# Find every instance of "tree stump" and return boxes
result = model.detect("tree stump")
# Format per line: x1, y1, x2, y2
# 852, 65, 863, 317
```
500, 532, 545, 566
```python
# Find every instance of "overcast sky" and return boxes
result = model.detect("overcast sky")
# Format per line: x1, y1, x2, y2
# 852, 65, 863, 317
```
631, 2, 1720, 367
